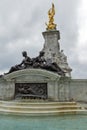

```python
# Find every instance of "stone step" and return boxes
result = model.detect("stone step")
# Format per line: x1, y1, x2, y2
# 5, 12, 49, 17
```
0, 101, 77, 106
0, 108, 86, 116
0, 101, 84, 115
0, 105, 81, 111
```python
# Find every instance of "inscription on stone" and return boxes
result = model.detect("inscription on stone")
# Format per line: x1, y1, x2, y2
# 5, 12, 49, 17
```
15, 83, 47, 99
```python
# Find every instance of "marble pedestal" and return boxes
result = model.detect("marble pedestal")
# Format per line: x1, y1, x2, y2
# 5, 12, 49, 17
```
0, 69, 60, 101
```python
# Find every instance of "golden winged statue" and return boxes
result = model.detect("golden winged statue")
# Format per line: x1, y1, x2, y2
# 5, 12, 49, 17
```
46, 3, 57, 30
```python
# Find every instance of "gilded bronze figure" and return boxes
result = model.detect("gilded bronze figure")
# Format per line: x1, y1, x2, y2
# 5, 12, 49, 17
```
46, 3, 57, 30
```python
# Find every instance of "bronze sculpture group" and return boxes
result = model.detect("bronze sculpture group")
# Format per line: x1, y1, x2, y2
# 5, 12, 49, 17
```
6, 51, 65, 76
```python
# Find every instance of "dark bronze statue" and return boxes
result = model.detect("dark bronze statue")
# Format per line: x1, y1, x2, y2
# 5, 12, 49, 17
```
6, 51, 32, 74
4, 50, 65, 76
43, 61, 65, 76
32, 51, 46, 68
32, 51, 65, 76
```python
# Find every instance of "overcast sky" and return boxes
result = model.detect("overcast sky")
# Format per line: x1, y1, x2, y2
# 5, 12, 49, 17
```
0, 0, 87, 79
